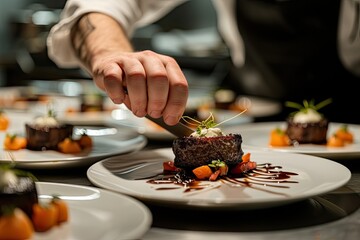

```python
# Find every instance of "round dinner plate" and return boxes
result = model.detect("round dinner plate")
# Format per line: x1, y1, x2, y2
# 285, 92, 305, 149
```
87, 148, 351, 210
223, 122, 360, 159
0, 111, 147, 169
34, 182, 152, 240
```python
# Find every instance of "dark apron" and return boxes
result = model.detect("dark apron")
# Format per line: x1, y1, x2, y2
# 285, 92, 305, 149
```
230, 0, 359, 123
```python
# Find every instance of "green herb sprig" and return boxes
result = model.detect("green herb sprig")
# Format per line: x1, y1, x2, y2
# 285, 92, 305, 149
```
182, 109, 247, 136
285, 98, 332, 116
208, 160, 226, 169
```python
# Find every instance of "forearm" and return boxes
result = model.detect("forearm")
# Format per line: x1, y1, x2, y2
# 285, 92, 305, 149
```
71, 12, 134, 71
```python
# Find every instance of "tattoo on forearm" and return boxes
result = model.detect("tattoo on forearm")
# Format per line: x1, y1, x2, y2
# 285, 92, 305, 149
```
71, 15, 96, 67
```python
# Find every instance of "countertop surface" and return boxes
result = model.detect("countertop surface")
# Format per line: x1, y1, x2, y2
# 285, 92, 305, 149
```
31, 143, 360, 240
2, 102, 358, 239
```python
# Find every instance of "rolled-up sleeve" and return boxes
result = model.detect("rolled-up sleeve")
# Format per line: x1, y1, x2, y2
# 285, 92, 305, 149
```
47, 0, 186, 68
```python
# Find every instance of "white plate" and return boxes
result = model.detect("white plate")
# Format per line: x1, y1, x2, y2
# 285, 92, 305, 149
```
240, 96, 281, 117
204, 95, 282, 118
223, 122, 360, 159
87, 148, 351, 209
0, 112, 147, 169
34, 182, 152, 240
4, 93, 119, 126
57, 111, 115, 125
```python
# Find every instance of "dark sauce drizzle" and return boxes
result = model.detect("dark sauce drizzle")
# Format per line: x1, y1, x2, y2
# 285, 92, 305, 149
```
145, 163, 299, 194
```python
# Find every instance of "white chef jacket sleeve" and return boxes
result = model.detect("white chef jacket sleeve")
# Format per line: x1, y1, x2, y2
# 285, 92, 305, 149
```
338, 0, 360, 77
212, 0, 245, 67
47, 0, 186, 68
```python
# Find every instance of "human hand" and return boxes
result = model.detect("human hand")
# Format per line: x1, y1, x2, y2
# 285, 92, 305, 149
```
91, 50, 189, 126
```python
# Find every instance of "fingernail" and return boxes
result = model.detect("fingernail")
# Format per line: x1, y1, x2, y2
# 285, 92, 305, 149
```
149, 111, 162, 118
112, 97, 124, 104
165, 116, 179, 126
134, 110, 147, 118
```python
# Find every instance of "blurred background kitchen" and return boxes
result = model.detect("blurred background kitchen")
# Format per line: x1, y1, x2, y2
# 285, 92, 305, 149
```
0, 0, 283, 127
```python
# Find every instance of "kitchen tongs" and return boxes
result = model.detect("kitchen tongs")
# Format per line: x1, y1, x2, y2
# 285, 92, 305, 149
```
145, 115, 194, 137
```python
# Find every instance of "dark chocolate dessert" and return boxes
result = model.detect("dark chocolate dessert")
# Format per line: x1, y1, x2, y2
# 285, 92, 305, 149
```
173, 134, 244, 169
286, 117, 329, 144
172, 113, 244, 169
25, 110, 73, 150
0, 166, 38, 218
285, 99, 331, 144
26, 124, 73, 150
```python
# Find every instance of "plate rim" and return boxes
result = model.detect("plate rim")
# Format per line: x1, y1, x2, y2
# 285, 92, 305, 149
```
87, 148, 351, 210
0, 129, 148, 169
35, 181, 152, 240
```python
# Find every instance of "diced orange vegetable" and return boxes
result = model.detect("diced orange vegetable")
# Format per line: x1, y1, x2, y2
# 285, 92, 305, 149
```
0, 207, 34, 239
0, 112, 9, 131
58, 138, 82, 154
231, 161, 257, 175
269, 128, 291, 147
327, 134, 345, 147
163, 161, 180, 172
218, 164, 228, 176
78, 134, 93, 148
32, 202, 59, 232
52, 197, 69, 224
209, 169, 221, 181
192, 165, 213, 180
242, 152, 251, 162
66, 107, 77, 114
335, 125, 354, 144
3, 134, 27, 150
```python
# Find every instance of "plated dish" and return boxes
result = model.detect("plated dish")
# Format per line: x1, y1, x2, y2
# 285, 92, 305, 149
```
0, 111, 147, 169
87, 148, 351, 209
223, 122, 360, 159
33, 182, 152, 240
0, 128, 146, 169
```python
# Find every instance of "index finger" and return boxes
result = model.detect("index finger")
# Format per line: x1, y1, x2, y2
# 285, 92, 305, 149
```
160, 56, 189, 125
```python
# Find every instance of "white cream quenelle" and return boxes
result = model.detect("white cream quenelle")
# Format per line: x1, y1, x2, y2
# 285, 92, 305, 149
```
190, 127, 223, 138
292, 109, 323, 124
33, 116, 60, 127
0, 168, 18, 189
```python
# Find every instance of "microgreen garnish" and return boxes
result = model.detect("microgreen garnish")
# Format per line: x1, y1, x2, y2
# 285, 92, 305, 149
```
0, 205, 16, 216
275, 127, 286, 135
44, 101, 57, 118
182, 109, 247, 135
182, 113, 216, 133
285, 98, 332, 115
208, 160, 226, 168
47, 108, 56, 118
340, 124, 349, 132
5, 133, 17, 142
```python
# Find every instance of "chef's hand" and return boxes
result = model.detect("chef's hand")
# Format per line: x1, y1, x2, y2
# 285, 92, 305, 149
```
71, 12, 188, 126
92, 50, 188, 125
